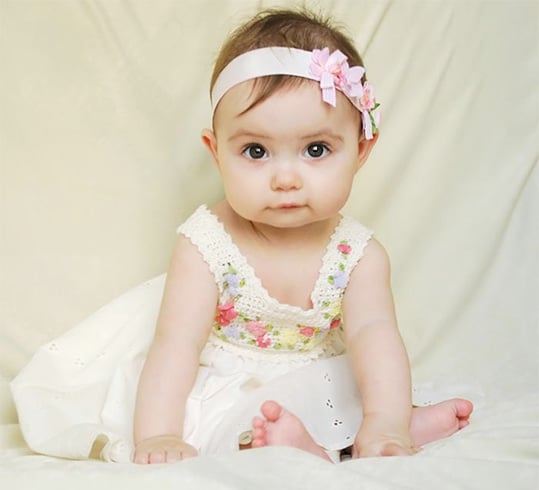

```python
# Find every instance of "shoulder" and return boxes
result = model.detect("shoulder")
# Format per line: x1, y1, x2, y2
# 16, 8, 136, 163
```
156, 233, 218, 341
361, 237, 390, 265
168, 234, 215, 284
163, 234, 218, 316
176, 204, 212, 236
342, 238, 394, 323
348, 237, 391, 284
332, 215, 376, 266
175, 204, 224, 263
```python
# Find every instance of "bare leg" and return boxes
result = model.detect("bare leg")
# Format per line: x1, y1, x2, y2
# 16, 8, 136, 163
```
250, 398, 473, 459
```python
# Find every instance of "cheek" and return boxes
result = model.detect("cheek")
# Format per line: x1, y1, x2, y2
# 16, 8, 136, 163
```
220, 166, 261, 202
312, 166, 355, 205
321, 184, 353, 209
314, 162, 356, 189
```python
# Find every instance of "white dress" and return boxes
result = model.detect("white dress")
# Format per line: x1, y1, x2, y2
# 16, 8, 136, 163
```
11, 205, 375, 462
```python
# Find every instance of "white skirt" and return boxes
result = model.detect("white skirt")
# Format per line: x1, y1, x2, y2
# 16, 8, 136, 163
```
10, 275, 361, 461
11, 274, 440, 463
182, 333, 361, 455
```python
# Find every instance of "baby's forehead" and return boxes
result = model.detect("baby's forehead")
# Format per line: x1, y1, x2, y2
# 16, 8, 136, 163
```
213, 79, 360, 131
214, 80, 360, 139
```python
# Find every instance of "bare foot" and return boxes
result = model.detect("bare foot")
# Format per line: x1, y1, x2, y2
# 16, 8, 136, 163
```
251, 400, 332, 462
410, 398, 474, 447
250, 398, 473, 462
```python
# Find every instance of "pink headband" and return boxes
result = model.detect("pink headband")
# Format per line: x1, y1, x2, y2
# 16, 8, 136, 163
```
211, 47, 380, 139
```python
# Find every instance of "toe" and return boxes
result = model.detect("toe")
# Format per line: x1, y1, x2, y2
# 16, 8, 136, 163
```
260, 400, 283, 422
456, 399, 474, 419
251, 427, 266, 448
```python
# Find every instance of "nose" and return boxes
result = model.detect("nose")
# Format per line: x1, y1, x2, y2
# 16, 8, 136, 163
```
270, 160, 302, 191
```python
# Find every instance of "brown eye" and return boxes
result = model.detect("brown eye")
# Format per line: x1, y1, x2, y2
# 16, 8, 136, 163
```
305, 143, 329, 158
243, 144, 267, 159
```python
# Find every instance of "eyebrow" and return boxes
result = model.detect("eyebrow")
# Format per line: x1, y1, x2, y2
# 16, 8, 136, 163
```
227, 129, 344, 143
300, 131, 344, 143
227, 130, 272, 142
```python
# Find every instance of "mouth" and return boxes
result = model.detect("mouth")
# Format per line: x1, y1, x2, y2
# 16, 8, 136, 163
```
277, 203, 301, 209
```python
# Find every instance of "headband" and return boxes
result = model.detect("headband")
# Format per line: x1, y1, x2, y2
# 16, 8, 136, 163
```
211, 46, 380, 139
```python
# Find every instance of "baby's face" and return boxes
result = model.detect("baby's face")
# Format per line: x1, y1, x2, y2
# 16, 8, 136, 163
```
204, 80, 374, 230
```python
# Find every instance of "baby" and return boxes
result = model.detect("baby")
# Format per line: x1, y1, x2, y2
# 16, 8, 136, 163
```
133, 8, 473, 464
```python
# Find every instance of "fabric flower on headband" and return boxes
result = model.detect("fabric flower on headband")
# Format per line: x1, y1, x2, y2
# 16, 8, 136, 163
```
309, 48, 380, 139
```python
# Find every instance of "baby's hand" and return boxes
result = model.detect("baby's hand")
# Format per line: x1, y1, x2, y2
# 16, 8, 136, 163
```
133, 435, 198, 464
352, 417, 420, 458
352, 436, 420, 458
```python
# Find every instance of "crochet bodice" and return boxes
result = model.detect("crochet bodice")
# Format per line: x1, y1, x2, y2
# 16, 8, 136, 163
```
177, 205, 372, 353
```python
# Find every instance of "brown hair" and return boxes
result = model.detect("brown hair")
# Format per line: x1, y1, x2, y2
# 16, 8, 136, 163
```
210, 8, 367, 112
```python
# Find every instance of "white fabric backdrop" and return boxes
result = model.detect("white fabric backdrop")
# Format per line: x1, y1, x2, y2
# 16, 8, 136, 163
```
1, 0, 537, 488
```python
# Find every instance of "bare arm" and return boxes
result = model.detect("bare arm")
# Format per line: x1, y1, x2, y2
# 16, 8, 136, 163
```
342, 238, 416, 457
133, 235, 217, 463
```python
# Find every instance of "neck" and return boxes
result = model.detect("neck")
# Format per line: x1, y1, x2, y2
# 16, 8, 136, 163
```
216, 201, 340, 248
250, 217, 338, 247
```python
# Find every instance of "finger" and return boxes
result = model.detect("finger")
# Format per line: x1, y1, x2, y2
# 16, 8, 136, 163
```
181, 449, 197, 460
165, 449, 182, 463
149, 448, 166, 464
184, 445, 199, 458
380, 442, 415, 457
133, 449, 149, 465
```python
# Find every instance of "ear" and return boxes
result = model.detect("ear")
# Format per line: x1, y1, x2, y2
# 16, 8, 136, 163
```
201, 128, 220, 168
355, 131, 378, 172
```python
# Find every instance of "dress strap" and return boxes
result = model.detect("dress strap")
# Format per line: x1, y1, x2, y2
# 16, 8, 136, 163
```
178, 207, 373, 306
177, 205, 240, 294
312, 216, 373, 306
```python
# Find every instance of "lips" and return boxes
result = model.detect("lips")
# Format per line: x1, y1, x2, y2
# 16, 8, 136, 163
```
277, 203, 301, 209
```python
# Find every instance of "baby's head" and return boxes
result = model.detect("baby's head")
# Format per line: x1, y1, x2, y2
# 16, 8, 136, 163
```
209, 8, 379, 140
202, 9, 380, 229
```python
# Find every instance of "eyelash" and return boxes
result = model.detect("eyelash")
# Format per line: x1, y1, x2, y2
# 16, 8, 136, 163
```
242, 144, 267, 160
304, 142, 330, 159
241, 142, 331, 160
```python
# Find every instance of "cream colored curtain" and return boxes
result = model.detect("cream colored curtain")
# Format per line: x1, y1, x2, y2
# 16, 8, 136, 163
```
0, 1, 537, 487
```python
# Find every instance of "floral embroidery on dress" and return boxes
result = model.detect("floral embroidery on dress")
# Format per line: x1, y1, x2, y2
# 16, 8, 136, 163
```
299, 326, 316, 338
337, 242, 352, 255
323, 240, 353, 330
246, 320, 266, 337
223, 264, 244, 298
278, 328, 300, 347
212, 240, 357, 350
177, 205, 374, 354
328, 240, 352, 290
322, 300, 343, 332
215, 301, 237, 326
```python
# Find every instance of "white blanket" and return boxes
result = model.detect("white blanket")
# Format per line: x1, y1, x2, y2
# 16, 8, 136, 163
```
1, 0, 537, 488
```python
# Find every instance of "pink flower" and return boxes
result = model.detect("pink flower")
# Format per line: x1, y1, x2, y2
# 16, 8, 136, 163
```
309, 48, 378, 141
246, 320, 267, 338
256, 336, 272, 348
341, 66, 365, 98
330, 318, 341, 329
337, 243, 351, 255
358, 81, 380, 140
310, 48, 347, 81
309, 48, 365, 107
215, 301, 237, 326
357, 81, 376, 112
299, 326, 316, 338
